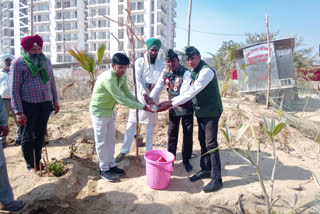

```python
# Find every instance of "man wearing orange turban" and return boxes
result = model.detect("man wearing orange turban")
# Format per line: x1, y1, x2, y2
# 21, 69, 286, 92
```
10, 35, 60, 171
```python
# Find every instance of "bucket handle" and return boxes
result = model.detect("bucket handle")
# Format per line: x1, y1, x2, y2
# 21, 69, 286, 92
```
149, 162, 173, 174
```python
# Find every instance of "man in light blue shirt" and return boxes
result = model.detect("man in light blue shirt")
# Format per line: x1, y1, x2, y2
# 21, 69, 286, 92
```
0, 97, 24, 211
0, 54, 21, 147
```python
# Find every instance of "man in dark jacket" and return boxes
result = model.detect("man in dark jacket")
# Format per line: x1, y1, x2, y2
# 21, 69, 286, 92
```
157, 46, 223, 192
150, 49, 194, 172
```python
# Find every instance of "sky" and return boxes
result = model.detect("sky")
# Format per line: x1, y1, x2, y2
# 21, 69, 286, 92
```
174, 0, 319, 58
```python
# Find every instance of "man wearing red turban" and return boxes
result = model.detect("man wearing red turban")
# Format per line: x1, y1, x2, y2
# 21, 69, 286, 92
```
20, 35, 43, 52
10, 35, 60, 172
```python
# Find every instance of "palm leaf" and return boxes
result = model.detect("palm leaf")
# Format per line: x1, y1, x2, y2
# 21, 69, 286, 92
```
97, 44, 106, 65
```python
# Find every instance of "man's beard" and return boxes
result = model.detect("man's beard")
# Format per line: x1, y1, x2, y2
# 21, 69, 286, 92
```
150, 55, 157, 64
30, 54, 44, 68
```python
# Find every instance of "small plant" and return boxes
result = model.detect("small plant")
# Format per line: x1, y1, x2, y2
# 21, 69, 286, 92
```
48, 160, 64, 177
69, 142, 77, 158
204, 115, 285, 214
68, 44, 106, 92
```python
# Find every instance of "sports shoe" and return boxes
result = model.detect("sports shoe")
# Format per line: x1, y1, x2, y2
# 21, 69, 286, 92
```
109, 166, 125, 175
100, 170, 119, 182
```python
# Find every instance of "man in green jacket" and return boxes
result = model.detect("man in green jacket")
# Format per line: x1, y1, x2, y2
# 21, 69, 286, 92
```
157, 46, 223, 192
90, 53, 154, 182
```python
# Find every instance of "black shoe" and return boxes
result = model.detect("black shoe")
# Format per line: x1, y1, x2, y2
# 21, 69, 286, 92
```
183, 160, 193, 173
100, 170, 119, 182
2, 142, 6, 148
109, 166, 125, 175
189, 170, 211, 182
203, 179, 223, 192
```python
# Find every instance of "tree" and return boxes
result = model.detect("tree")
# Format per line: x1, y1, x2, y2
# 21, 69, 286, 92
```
244, 31, 279, 45
68, 45, 106, 92
293, 36, 315, 72
209, 40, 241, 96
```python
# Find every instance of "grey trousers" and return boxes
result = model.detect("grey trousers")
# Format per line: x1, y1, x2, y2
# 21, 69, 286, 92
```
0, 99, 21, 144
0, 142, 14, 205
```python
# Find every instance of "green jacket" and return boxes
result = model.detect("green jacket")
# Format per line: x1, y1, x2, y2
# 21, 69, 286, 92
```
90, 69, 144, 117
191, 60, 223, 118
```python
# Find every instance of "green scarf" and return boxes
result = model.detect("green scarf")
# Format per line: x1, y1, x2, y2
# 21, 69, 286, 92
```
22, 51, 49, 83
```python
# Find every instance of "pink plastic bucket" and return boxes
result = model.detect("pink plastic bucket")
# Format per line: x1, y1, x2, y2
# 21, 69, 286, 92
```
144, 150, 175, 190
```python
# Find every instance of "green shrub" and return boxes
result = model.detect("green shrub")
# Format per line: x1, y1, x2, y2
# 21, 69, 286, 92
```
48, 160, 64, 177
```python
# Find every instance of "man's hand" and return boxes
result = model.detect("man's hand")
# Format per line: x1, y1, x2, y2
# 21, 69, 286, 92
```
0, 126, 9, 137
149, 83, 156, 91
16, 113, 27, 126
157, 101, 173, 112
143, 94, 155, 105
143, 104, 156, 113
54, 103, 60, 114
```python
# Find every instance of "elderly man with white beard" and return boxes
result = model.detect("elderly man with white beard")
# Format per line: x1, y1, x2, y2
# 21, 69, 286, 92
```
10, 35, 60, 172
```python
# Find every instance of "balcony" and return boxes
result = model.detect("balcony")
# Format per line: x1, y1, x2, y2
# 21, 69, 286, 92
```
157, 5, 167, 15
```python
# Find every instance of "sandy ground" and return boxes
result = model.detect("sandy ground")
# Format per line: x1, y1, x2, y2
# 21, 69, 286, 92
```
2, 95, 320, 214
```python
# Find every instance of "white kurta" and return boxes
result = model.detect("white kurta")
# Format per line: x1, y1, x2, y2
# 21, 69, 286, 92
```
128, 54, 164, 124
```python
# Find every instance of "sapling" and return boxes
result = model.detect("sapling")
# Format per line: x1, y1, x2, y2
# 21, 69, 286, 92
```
204, 115, 285, 214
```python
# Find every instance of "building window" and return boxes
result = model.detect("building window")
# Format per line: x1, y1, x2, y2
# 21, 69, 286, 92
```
56, 1, 62, 8
118, 17, 124, 26
137, 15, 144, 23
98, 20, 106, 27
98, 8, 106, 15
118, 30, 124, 39
57, 44, 63, 52
118, 5, 123, 15
138, 27, 144, 35
58, 55, 63, 62
97, 32, 106, 40
137, 2, 144, 10
43, 45, 50, 52
64, 55, 72, 62
41, 35, 50, 42
37, 25, 50, 32
56, 13, 62, 20
57, 34, 63, 41
130, 2, 136, 10
131, 15, 136, 23
90, 32, 96, 40
118, 41, 124, 51
57, 23, 63, 30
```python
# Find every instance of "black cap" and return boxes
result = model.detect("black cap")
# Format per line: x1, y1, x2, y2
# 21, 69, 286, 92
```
185, 46, 200, 58
166, 49, 178, 60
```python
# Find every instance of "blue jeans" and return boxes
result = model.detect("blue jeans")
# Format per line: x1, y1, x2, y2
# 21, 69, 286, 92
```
0, 142, 14, 205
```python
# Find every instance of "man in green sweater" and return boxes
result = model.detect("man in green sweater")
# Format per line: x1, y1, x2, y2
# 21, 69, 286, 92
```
157, 46, 223, 192
90, 53, 154, 182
